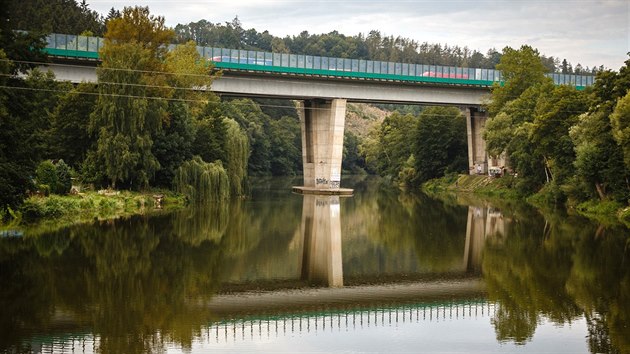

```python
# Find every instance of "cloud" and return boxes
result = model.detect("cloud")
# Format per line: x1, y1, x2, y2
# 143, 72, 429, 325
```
87, 0, 629, 69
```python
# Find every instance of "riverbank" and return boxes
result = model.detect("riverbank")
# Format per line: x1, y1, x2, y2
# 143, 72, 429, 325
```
422, 174, 630, 228
0, 190, 187, 236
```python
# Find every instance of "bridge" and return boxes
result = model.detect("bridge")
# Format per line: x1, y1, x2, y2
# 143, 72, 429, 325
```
40, 33, 595, 191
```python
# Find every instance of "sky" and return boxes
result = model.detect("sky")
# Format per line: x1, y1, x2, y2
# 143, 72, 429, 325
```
87, 0, 629, 70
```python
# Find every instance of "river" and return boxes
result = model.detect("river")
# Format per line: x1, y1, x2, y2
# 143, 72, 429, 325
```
0, 176, 628, 353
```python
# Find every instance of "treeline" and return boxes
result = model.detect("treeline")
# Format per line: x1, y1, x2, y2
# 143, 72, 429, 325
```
483, 46, 630, 206
5, 0, 598, 73
173, 17, 601, 74
0, 7, 306, 217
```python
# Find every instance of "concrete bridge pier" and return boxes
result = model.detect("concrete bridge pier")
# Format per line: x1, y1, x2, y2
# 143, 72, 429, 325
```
465, 107, 489, 175
294, 99, 352, 194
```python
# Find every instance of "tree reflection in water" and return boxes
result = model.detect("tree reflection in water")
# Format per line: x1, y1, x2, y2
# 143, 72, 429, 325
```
1, 176, 629, 354
482, 213, 630, 352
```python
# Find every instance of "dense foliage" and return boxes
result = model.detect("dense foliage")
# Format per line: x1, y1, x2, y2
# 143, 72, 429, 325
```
173, 17, 597, 74
483, 46, 630, 205
361, 108, 468, 186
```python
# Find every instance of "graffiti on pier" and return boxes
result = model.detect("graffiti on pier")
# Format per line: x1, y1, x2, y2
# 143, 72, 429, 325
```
315, 178, 329, 185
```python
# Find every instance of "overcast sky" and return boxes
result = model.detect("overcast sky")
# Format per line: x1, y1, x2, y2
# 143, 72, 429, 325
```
87, 0, 629, 70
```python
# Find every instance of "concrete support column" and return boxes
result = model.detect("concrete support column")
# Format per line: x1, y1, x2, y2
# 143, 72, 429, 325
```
298, 99, 347, 190
465, 108, 489, 175
300, 195, 343, 287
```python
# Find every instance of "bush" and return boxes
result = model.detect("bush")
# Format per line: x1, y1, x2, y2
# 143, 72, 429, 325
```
20, 199, 45, 221
36, 161, 57, 192
55, 160, 72, 194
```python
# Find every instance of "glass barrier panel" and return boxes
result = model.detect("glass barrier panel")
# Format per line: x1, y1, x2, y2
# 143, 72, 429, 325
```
359, 60, 366, 73
402, 63, 409, 76
313, 56, 321, 70
423, 65, 430, 77
373, 61, 381, 74
264, 52, 272, 66
395, 63, 402, 75
342, 58, 350, 71
387, 62, 395, 75
88, 36, 98, 52
55, 34, 67, 49
296, 55, 304, 68
196, 45, 204, 57
329, 57, 336, 71
486, 69, 493, 81
46, 34, 55, 48
280, 53, 288, 66
273, 53, 281, 66
352, 59, 359, 72
435, 65, 443, 77
227, 49, 235, 63
306, 55, 313, 69
66, 35, 77, 50
77, 36, 87, 51
379, 61, 387, 74
334, 58, 343, 71
366, 60, 374, 73
322, 57, 329, 70
288, 54, 296, 68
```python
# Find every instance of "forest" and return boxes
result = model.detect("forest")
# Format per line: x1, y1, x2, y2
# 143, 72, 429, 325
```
1, 1, 629, 223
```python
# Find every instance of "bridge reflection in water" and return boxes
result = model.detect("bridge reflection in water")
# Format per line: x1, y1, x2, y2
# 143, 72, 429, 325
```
26, 196, 509, 353
300, 193, 506, 286
31, 301, 495, 353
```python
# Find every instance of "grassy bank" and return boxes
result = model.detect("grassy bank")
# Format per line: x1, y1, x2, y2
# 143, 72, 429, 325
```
1, 190, 186, 235
423, 174, 630, 227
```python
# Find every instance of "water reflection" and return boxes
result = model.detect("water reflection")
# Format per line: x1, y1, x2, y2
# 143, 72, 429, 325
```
300, 195, 344, 287
0, 177, 628, 353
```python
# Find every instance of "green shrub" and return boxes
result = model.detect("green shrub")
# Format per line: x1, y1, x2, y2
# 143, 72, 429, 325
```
55, 160, 72, 194
36, 161, 57, 193
20, 199, 44, 221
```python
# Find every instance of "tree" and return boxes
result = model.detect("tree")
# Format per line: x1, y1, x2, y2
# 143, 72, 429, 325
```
412, 106, 468, 183
488, 45, 547, 117
610, 91, 630, 171
224, 119, 249, 196
89, 6, 175, 189
49, 83, 98, 169
530, 84, 588, 185
361, 112, 416, 178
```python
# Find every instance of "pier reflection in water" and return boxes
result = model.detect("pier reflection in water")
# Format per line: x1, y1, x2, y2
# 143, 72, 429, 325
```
1, 177, 627, 353
300, 195, 344, 287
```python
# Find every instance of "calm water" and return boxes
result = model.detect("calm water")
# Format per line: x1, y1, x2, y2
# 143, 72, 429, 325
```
0, 176, 628, 353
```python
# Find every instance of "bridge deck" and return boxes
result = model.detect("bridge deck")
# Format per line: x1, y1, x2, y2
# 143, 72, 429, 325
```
42, 33, 594, 90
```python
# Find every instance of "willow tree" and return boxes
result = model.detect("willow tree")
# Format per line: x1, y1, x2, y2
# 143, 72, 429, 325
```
172, 156, 229, 203
224, 118, 249, 196
89, 6, 174, 189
